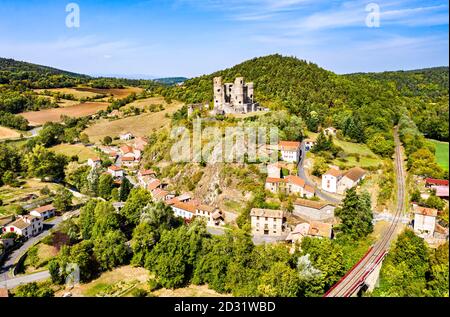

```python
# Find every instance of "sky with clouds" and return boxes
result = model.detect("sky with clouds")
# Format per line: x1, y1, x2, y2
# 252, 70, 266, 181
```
0, 0, 448, 77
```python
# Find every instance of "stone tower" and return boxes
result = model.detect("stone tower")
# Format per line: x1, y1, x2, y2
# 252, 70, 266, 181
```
233, 77, 245, 108
213, 77, 224, 110
246, 82, 254, 103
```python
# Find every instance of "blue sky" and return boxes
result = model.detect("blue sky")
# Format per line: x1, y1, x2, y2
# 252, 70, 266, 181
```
0, 0, 448, 77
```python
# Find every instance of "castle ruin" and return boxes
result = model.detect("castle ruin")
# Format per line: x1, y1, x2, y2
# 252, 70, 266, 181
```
213, 77, 262, 114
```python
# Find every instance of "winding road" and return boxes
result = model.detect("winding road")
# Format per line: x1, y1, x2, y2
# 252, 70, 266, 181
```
297, 142, 342, 204
324, 127, 406, 297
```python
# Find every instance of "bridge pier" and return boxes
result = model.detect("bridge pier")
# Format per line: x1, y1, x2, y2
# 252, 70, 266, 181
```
365, 259, 382, 292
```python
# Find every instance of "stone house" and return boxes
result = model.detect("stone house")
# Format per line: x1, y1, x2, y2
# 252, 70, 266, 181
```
293, 198, 336, 222
250, 208, 285, 237
279, 141, 301, 163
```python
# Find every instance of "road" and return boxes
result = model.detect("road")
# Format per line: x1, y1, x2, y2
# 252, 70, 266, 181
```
0, 270, 50, 290
324, 127, 406, 297
297, 142, 342, 204
0, 209, 80, 287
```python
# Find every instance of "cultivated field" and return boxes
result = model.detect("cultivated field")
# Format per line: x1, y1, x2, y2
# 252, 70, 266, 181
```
0, 126, 21, 140
51, 144, 98, 162
34, 86, 143, 99
84, 101, 184, 142
122, 96, 168, 110
428, 139, 449, 170
20, 102, 109, 126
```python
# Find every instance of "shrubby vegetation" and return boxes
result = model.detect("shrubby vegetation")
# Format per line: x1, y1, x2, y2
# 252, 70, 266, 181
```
372, 230, 449, 297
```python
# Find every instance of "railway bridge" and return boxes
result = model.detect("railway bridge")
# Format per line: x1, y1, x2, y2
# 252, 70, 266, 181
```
324, 127, 406, 297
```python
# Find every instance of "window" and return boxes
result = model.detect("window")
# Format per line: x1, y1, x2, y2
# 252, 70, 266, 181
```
265, 217, 268, 221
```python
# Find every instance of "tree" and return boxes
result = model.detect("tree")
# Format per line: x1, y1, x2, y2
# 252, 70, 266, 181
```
87, 166, 100, 195
257, 262, 300, 297
98, 174, 114, 200
1, 170, 16, 186
91, 201, 121, 239
103, 136, 113, 145
335, 188, 373, 239
145, 222, 207, 289
79, 133, 90, 145
120, 188, 152, 228
312, 157, 329, 177
14, 282, 54, 297
119, 177, 132, 202
53, 187, 73, 212
24, 145, 67, 181
93, 230, 128, 271
131, 222, 158, 266
79, 199, 98, 240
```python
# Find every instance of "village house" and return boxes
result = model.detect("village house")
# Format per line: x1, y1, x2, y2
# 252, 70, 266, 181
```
293, 198, 336, 222
322, 168, 342, 193
425, 178, 449, 187
336, 167, 367, 194
279, 141, 301, 163
265, 176, 314, 198
250, 208, 286, 237
322, 167, 366, 194
119, 132, 134, 141
2, 215, 43, 240
87, 157, 101, 168
286, 221, 333, 246
323, 127, 337, 137
195, 205, 224, 226
171, 201, 198, 220
151, 188, 171, 202
308, 221, 333, 239
267, 162, 283, 178
137, 169, 157, 187
134, 137, 149, 151
413, 205, 437, 237
432, 186, 449, 200
304, 138, 316, 151
30, 204, 56, 220
107, 165, 124, 179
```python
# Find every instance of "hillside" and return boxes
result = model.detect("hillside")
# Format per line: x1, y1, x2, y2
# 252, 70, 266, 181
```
0, 57, 87, 78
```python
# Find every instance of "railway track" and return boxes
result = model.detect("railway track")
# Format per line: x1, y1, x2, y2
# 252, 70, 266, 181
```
324, 127, 406, 297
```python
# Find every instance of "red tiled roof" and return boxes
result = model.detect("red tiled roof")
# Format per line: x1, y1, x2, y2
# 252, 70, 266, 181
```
285, 175, 306, 187
89, 157, 101, 162
120, 145, 133, 154
140, 169, 156, 176
32, 204, 55, 213
425, 178, 449, 186
325, 168, 341, 177
265, 177, 286, 184
146, 179, 161, 191
279, 141, 301, 151
414, 206, 438, 217
121, 156, 135, 161
308, 221, 332, 238
304, 185, 315, 194
172, 201, 197, 213
108, 165, 122, 171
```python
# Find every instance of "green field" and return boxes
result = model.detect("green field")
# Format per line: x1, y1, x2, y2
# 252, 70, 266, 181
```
428, 139, 449, 170
51, 144, 98, 162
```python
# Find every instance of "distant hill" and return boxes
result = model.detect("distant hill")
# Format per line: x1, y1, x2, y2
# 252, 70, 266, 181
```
154, 77, 188, 86
0, 57, 88, 78
346, 66, 449, 98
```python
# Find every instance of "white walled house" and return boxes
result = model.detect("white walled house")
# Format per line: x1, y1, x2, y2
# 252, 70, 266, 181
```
250, 208, 285, 237
323, 127, 337, 137
304, 138, 316, 151
2, 215, 43, 239
87, 157, 101, 168
119, 132, 134, 141
279, 141, 301, 163
171, 201, 197, 220
195, 205, 224, 226
413, 206, 437, 236
107, 166, 124, 179
322, 168, 342, 193
30, 205, 56, 220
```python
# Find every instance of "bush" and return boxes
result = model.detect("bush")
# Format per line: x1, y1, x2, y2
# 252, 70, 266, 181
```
131, 288, 148, 297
